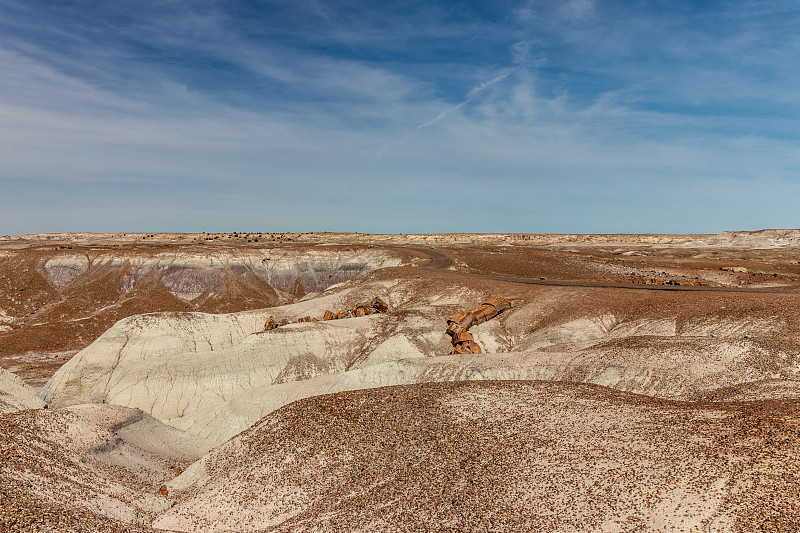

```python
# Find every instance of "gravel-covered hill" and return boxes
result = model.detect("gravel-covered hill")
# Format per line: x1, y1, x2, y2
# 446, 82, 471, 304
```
156, 380, 800, 532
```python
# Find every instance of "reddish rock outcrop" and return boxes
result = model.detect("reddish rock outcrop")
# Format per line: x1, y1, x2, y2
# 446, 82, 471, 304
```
446, 298, 520, 354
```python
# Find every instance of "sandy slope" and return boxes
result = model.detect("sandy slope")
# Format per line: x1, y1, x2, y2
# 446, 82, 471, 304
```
0, 403, 207, 531
0, 367, 44, 413
155, 381, 800, 532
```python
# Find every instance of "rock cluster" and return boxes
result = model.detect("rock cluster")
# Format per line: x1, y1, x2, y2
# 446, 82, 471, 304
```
592, 276, 709, 286
720, 266, 749, 273
264, 296, 389, 330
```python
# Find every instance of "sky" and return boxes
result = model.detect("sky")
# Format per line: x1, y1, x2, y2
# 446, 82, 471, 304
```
1, 0, 799, 234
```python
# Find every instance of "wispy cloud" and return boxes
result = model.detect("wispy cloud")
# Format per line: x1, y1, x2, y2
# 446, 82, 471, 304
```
1, 1, 799, 234
416, 69, 514, 129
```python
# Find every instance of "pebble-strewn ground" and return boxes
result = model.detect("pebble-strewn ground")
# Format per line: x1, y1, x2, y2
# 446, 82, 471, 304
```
0, 491, 154, 533
0, 411, 150, 532
4, 231, 800, 532
157, 380, 800, 532
0, 405, 206, 533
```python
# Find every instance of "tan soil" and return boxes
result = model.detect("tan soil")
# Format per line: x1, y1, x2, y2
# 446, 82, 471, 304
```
2, 230, 800, 531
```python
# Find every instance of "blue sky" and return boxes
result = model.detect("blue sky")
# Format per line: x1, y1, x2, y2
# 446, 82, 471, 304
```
1, 0, 799, 234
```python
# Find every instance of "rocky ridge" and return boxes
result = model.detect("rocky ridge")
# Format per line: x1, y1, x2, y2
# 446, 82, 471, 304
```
8, 228, 800, 247
41, 247, 403, 300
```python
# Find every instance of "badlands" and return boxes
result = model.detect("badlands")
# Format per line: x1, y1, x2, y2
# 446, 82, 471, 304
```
2, 230, 800, 531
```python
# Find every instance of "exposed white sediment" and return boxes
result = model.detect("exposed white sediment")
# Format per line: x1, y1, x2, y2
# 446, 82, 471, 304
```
41, 248, 404, 301
40, 275, 800, 449
0, 367, 45, 413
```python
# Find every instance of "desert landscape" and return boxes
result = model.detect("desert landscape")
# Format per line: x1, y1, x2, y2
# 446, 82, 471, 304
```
3, 230, 800, 531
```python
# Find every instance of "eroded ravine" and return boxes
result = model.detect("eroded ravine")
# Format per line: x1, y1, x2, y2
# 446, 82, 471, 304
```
39, 267, 800, 449
1, 245, 406, 384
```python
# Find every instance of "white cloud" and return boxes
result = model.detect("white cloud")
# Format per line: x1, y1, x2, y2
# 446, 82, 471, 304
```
416, 69, 514, 129
557, 0, 596, 21
1, 1, 799, 234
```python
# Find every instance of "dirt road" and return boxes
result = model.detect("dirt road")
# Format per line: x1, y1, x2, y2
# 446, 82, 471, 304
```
409, 246, 800, 294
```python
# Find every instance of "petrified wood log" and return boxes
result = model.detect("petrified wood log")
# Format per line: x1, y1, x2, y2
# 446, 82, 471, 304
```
447, 299, 520, 355
264, 297, 390, 330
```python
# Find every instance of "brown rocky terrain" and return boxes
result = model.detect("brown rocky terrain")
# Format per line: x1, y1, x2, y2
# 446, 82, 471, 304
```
2, 230, 800, 531
156, 381, 800, 532
0, 237, 405, 385
1, 403, 206, 532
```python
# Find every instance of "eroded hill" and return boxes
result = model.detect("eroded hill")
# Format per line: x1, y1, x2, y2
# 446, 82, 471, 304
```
3, 230, 800, 531
0, 239, 405, 385
155, 381, 800, 532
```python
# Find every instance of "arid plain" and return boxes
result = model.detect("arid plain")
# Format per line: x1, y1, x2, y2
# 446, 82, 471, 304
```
2, 230, 800, 532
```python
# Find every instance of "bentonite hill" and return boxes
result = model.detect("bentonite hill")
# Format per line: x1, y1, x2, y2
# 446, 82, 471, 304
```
3, 230, 800, 532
